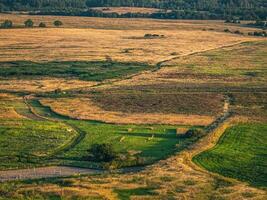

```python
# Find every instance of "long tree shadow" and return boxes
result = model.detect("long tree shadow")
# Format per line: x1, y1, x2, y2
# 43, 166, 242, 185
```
117, 131, 177, 139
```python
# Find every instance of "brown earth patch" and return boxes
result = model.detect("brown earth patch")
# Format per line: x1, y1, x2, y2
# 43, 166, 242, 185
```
91, 92, 224, 116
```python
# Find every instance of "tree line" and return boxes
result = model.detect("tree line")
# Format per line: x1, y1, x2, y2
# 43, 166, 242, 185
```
1, 19, 63, 28
0, 0, 266, 20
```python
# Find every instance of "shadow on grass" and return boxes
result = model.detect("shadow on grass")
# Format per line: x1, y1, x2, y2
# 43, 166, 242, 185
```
114, 187, 157, 200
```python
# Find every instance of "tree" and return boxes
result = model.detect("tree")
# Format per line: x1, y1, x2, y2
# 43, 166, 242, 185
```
87, 143, 117, 162
54, 20, 63, 27
24, 19, 34, 27
39, 22, 46, 27
1, 20, 12, 28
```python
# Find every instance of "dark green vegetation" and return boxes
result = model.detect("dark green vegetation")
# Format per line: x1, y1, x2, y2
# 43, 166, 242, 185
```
1, 0, 266, 20
24, 19, 34, 27
0, 61, 151, 81
53, 20, 63, 27
193, 124, 267, 187
0, 19, 12, 28
87, 143, 117, 162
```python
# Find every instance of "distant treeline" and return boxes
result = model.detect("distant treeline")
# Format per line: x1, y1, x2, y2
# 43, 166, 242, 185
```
0, 0, 266, 20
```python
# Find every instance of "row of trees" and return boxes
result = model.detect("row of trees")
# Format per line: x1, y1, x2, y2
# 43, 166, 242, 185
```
0, 0, 266, 20
1, 19, 63, 28
34, 8, 266, 21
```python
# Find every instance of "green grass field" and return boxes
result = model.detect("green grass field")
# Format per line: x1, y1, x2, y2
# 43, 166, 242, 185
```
0, 97, 195, 169
193, 123, 267, 187
0, 61, 152, 81
0, 120, 76, 169
60, 120, 192, 168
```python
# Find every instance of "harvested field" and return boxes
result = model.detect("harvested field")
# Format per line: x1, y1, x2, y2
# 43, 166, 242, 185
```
40, 98, 214, 125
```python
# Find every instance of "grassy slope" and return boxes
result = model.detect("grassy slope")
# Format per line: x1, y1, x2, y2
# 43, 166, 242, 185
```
193, 123, 267, 187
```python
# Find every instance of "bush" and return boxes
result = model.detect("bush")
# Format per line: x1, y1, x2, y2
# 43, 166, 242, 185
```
253, 31, 267, 37
39, 22, 46, 28
24, 19, 34, 27
183, 128, 204, 138
87, 143, 117, 162
1, 20, 12, 28
54, 20, 63, 27
144, 34, 164, 39
233, 30, 243, 35
225, 19, 240, 24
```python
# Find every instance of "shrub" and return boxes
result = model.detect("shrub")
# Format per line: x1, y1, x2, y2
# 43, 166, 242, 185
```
54, 88, 62, 94
54, 20, 63, 27
87, 143, 117, 162
253, 31, 267, 37
39, 22, 46, 28
24, 19, 34, 27
1, 20, 12, 28
225, 19, 240, 24
234, 30, 243, 35
224, 29, 231, 33
183, 128, 204, 138
144, 34, 164, 39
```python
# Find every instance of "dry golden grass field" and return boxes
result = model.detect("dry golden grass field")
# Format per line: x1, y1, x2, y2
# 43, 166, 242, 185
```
0, 27, 255, 64
0, 14, 266, 200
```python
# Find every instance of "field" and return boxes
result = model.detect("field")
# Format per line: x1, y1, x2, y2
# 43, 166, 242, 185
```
0, 13, 266, 199
193, 124, 267, 187
0, 95, 194, 170
39, 97, 215, 125
0, 119, 76, 169
91, 7, 162, 14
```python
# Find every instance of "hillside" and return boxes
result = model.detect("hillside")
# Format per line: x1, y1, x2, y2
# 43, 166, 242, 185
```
0, 0, 266, 20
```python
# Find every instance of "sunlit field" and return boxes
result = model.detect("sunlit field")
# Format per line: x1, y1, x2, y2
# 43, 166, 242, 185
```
0, 13, 266, 200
